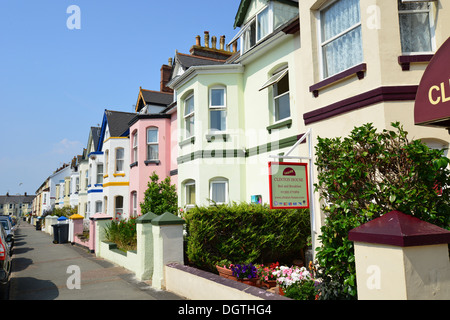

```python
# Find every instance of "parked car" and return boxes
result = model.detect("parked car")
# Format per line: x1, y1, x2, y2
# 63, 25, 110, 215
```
0, 224, 12, 285
0, 217, 14, 249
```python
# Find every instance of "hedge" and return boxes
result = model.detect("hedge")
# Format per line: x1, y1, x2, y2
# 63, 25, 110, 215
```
184, 202, 311, 273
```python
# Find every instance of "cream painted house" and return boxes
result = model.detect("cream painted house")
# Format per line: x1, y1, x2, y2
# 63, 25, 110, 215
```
293, 0, 450, 246
169, 0, 301, 209
98, 110, 136, 220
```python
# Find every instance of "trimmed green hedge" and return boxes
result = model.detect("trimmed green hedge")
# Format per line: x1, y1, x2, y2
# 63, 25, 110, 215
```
184, 203, 311, 273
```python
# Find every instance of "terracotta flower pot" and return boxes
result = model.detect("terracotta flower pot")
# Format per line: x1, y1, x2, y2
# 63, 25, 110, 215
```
262, 280, 277, 289
216, 265, 237, 281
237, 278, 258, 287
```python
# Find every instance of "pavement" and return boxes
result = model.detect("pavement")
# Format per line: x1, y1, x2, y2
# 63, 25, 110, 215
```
8, 221, 184, 300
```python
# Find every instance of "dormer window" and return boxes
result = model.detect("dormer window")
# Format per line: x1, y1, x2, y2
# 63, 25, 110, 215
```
241, 6, 272, 53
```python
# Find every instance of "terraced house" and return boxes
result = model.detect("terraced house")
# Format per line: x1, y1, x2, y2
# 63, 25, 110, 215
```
169, 0, 301, 209
294, 0, 450, 246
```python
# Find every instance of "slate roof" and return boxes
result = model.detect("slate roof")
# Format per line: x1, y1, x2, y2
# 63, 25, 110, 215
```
175, 52, 226, 71
0, 195, 35, 205
104, 110, 137, 137
141, 89, 173, 107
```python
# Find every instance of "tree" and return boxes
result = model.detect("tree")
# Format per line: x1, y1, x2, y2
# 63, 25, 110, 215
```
140, 172, 177, 215
314, 122, 450, 299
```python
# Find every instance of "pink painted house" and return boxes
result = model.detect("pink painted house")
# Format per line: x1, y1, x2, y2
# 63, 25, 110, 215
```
128, 62, 177, 216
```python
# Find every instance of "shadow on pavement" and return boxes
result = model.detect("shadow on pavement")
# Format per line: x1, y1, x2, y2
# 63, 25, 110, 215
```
9, 277, 59, 300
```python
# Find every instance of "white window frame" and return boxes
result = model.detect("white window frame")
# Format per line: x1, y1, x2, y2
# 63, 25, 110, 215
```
146, 127, 159, 161
132, 191, 137, 217
317, 0, 363, 79
398, 0, 436, 55
115, 196, 124, 217
209, 86, 227, 132
115, 148, 125, 173
133, 131, 138, 163
240, 4, 273, 54
95, 200, 102, 214
184, 94, 195, 138
185, 180, 196, 208
97, 164, 103, 184
209, 178, 229, 205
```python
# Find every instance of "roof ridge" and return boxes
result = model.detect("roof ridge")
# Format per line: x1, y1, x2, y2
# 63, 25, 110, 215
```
141, 89, 173, 95
176, 51, 227, 62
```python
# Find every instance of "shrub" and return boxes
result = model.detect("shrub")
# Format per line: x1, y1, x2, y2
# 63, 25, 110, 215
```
314, 122, 450, 299
184, 202, 311, 272
104, 217, 137, 251
140, 172, 178, 215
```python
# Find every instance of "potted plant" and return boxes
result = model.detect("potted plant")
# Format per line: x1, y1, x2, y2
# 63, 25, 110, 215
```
257, 262, 279, 288
232, 263, 258, 286
216, 259, 236, 280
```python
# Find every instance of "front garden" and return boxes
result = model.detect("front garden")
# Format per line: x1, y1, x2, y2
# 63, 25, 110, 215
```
102, 122, 450, 300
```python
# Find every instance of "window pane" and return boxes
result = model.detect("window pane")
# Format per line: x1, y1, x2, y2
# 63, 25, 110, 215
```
211, 88, 225, 106
321, 0, 360, 42
210, 110, 226, 131
322, 26, 362, 77
147, 144, 159, 160
186, 184, 195, 205
116, 148, 124, 159
147, 128, 158, 143
257, 7, 270, 40
185, 96, 194, 115
211, 182, 226, 203
399, 13, 432, 53
243, 20, 256, 52
275, 93, 291, 121
274, 73, 289, 96
186, 116, 194, 137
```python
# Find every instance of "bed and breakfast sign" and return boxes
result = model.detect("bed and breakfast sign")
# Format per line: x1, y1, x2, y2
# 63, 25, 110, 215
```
268, 162, 309, 209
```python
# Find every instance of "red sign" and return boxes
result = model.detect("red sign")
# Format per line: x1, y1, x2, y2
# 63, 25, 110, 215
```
268, 162, 309, 209
415, 37, 450, 128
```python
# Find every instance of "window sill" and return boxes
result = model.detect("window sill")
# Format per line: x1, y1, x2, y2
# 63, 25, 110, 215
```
179, 136, 195, 147
113, 173, 125, 177
398, 54, 433, 71
206, 133, 230, 142
267, 119, 292, 133
129, 161, 138, 168
144, 160, 160, 166
309, 63, 367, 97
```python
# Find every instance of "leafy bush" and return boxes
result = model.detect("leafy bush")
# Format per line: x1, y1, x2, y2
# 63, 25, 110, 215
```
314, 122, 450, 299
104, 217, 137, 252
184, 202, 311, 272
140, 172, 177, 216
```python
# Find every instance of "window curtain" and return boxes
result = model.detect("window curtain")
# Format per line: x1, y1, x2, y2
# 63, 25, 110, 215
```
321, 0, 362, 78
398, 1, 432, 53
257, 7, 270, 41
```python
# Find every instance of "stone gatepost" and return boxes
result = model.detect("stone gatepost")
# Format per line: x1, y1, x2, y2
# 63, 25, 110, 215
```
151, 212, 185, 290
135, 211, 158, 281
349, 210, 450, 300
89, 213, 112, 254
69, 213, 84, 243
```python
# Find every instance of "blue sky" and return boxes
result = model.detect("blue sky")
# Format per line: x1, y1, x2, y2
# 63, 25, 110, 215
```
0, 0, 241, 195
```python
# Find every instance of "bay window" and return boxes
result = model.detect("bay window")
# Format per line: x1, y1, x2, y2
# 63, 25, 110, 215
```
132, 131, 138, 163
319, 0, 363, 78
185, 180, 196, 207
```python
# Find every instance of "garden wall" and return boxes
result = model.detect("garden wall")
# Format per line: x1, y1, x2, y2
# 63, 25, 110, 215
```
164, 263, 289, 300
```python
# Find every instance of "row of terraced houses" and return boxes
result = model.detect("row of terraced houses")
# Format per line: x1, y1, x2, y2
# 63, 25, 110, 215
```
33, 0, 450, 249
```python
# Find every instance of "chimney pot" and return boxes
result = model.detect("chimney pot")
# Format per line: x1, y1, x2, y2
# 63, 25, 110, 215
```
204, 31, 210, 48
168, 57, 173, 67
211, 36, 217, 49
220, 35, 225, 50
195, 35, 201, 46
